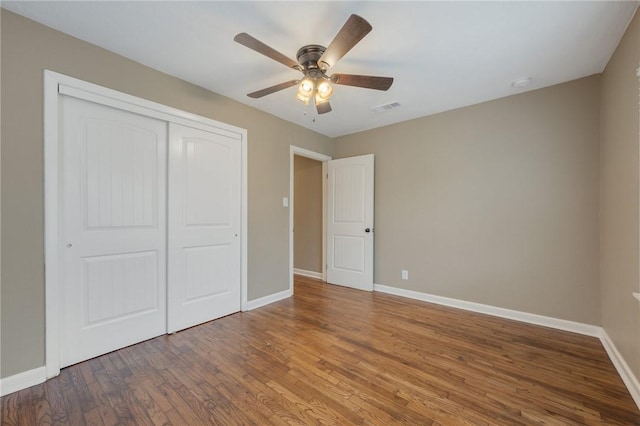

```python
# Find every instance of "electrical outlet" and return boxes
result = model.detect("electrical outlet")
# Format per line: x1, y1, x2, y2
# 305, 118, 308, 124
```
401, 270, 409, 280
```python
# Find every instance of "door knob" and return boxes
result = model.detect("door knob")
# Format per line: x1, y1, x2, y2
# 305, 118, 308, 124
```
365, 228, 371, 233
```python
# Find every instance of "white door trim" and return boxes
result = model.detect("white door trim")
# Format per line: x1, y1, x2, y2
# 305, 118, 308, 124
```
289, 146, 331, 294
637, 61, 640, 303
44, 70, 248, 379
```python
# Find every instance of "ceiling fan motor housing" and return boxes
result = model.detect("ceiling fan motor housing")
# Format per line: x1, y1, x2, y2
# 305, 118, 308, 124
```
296, 45, 328, 73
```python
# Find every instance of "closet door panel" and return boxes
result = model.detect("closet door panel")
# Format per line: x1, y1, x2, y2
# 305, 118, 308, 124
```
60, 96, 167, 367
168, 123, 241, 332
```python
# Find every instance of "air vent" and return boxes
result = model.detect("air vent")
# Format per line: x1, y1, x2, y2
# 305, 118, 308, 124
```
371, 102, 401, 113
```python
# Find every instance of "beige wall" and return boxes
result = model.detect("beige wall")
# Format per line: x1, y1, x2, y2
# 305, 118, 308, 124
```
335, 76, 602, 325
599, 10, 640, 380
293, 155, 323, 273
0, 10, 333, 378
2, 6, 638, 391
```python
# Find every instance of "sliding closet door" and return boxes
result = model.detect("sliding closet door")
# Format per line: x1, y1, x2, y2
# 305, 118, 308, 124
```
167, 123, 241, 332
60, 96, 167, 367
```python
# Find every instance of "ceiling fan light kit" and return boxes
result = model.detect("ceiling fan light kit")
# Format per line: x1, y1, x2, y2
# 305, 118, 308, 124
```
234, 14, 394, 115
296, 78, 314, 105
295, 77, 334, 106
316, 81, 333, 103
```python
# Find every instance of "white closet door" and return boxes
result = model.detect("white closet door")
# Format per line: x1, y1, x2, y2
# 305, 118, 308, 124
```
60, 96, 167, 367
168, 123, 241, 333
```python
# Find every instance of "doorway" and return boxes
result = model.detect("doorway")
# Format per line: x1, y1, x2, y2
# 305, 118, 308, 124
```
289, 147, 376, 294
293, 155, 323, 279
289, 146, 331, 293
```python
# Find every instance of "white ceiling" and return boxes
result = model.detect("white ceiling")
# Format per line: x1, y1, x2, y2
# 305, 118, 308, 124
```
3, 1, 638, 138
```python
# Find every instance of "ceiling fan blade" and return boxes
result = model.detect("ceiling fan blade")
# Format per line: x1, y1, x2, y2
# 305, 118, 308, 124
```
316, 101, 332, 115
234, 33, 300, 70
332, 74, 394, 91
247, 80, 300, 98
318, 14, 372, 71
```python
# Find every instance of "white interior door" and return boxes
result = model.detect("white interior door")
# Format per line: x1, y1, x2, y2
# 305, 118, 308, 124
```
327, 154, 374, 291
60, 96, 167, 367
167, 123, 241, 333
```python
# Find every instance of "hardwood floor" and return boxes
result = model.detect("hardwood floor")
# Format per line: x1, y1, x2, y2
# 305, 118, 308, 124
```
2, 275, 639, 425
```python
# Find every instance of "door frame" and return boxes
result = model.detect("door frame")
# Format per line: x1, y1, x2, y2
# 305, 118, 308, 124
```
289, 146, 331, 293
44, 70, 248, 379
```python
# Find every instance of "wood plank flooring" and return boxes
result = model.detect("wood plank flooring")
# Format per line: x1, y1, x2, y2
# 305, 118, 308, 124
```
2, 275, 639, 425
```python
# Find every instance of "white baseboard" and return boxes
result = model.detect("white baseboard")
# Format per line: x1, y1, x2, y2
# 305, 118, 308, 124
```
374, 283, 640, 410
599, 329, 640, 409
3, 287, 638, 411
244, 288, 292, 311
374, 284, 601, 337
293, 268, 323, 280
2, 289, 290, 396
0, 366, 46, 397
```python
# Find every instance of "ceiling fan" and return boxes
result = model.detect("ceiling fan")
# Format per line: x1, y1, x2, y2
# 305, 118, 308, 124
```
234, 14, 394, 115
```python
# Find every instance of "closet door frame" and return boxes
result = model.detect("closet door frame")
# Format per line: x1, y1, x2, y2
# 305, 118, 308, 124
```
44, 70, 248, 379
